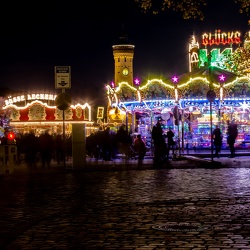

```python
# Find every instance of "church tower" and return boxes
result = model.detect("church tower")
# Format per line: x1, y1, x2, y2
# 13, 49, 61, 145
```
112, 34, 135, 86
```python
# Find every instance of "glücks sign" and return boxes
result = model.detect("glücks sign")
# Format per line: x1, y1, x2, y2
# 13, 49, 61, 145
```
55, 66, 71, 89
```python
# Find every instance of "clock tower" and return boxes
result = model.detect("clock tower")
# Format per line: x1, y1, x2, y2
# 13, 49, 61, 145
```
112, 34, 135, 86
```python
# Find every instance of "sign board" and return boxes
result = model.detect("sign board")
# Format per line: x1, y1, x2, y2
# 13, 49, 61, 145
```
55, 66, 71, 89
97, 107, 104, 119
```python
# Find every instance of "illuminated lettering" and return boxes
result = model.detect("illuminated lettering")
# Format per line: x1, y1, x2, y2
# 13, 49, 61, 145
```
202, 33, 209, 46
202, 30, 241, 46
4, 94, 57, 105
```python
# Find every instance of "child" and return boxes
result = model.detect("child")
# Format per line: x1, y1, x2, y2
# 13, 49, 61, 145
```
134, 134, 147, 166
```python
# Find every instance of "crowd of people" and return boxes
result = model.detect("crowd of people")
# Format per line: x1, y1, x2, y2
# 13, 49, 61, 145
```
7, 130, 72, 168
2, 119, 239, 168
86, 124, 147, 165
86, 120, 178, 167
212, 120, 238, 158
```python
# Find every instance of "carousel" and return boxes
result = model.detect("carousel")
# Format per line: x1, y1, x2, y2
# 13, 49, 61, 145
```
106, 73, 250, 150
106, 29, 250, 150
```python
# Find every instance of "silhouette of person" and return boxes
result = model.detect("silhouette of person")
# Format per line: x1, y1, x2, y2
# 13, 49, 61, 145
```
134, 134, 146, 166
166, 128, 175, 159
39, 130, 54, 168
213, 125, 222, 158
152, 117, 166, 166
227, 120, 238, 158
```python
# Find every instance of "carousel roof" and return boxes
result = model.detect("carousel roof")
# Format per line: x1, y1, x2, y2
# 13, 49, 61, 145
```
177, 66, 238, 84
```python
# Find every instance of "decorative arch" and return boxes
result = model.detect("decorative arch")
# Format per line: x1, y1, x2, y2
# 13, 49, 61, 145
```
177, 77, 210, 99
223, 76, 250, 98
115, 82, 139, 102
139, 79, 175, 100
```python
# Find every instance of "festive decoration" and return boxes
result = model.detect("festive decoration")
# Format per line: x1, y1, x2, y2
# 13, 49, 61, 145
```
171, 76, 179, 83
219, 74, 226, 82
7, 131, 15, 140
134, 78, 140, 86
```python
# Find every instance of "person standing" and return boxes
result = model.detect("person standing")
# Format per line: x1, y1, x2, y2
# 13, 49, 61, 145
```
227, 120, 238, 158
213, 125, 222, 158
151, 117, 166, 166
24, 130, 39, 168
115, 124, 130, 160
54, 133, 64, 165
133, 134, 147, 167
102, 127, 112, 161
166, 127, 175, 160
39, 130, 54, 168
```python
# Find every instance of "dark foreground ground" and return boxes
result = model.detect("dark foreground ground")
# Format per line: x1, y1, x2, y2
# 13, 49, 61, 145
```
1, 153, 250, 249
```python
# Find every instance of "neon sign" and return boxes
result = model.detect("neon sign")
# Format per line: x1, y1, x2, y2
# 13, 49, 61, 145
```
5, 94, 57, 106
202, 30, 241, 46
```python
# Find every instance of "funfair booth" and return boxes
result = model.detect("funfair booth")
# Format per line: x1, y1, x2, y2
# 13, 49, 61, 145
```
107, 75, 250, 150
106, 29, 250, 150
2, 93, 93, 136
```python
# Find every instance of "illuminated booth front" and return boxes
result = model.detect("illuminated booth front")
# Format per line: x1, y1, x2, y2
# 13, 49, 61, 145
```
2, 93, 93, 136
107, 75, 250, 150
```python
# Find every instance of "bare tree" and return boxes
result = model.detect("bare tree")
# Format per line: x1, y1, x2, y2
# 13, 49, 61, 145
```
135, 0, 249, 21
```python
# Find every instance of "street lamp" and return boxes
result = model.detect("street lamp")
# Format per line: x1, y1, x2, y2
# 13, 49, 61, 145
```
218, 74, 226, 126
172, 75, 182, 155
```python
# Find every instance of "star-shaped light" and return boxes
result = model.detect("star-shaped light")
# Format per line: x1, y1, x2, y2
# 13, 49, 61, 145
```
134, 78, 140, 86
110, 81, 115, 88
171, 76, 178, 83
219, 74, 226, 82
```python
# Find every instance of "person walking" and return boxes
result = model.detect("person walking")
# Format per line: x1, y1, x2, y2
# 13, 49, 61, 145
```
227, 120, 238, 158
213, 125, 222, 158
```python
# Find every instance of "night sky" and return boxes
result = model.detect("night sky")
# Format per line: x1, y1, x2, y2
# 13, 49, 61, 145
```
0, 0, 249, 107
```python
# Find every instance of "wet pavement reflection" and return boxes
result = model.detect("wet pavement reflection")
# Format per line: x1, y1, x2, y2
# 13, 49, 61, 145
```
1, 168, 250, 249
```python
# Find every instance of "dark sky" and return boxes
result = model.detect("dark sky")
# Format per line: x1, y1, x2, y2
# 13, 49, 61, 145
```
0, 0, 249, 106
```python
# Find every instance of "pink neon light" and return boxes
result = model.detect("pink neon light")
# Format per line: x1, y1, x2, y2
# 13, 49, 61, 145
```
134, 78, 140, 86
219, 74, 226, 82
172, 76, 178, 83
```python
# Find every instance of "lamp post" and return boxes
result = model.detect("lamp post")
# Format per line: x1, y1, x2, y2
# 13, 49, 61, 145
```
218, 74, 226, 127
55, 91, 72, 169
207, 89, 216, 162
172, 75, 182, 155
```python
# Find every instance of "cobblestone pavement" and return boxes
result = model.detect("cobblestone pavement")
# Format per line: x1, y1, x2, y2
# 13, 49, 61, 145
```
1, 164, 250, 249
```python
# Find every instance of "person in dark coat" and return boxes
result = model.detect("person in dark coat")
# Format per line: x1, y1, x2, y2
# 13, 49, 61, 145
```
54, 133, 64, 165
213, 125, 222, 158
94, 127, 104, 160
133, 134, 147, 166
24, 130, 39, 168
227, 120, 238, 158
102, 127, 112, 161
151, 117, 166, 166
39, 130, 54, 168
166, 127, 175, 159
115, 124, 130, 159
